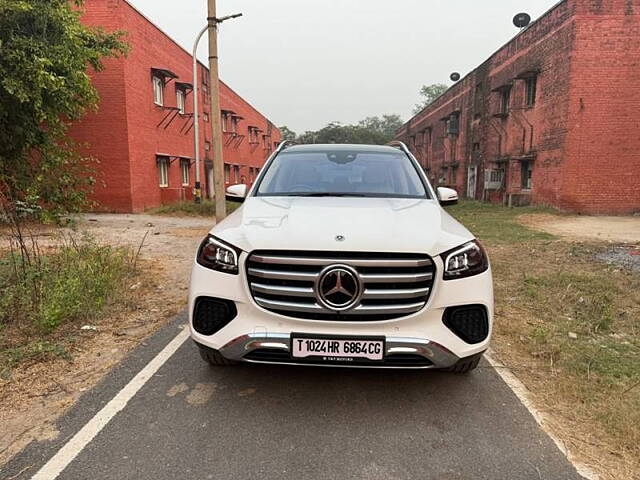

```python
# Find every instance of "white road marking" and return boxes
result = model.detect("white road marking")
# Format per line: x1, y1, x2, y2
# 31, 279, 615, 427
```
485, 349, 599, 480
31, 327, 190, 480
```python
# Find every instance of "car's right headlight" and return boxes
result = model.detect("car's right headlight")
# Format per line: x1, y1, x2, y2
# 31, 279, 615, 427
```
441, 240, 489, 280
196, 235, 241, 275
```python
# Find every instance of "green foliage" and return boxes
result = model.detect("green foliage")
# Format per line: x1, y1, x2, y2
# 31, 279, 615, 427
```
413, 83, 449, 114
0, 235, 133, 332
279, 126, 297, 143
296, 115, 404, 145
0, 0, 128, 220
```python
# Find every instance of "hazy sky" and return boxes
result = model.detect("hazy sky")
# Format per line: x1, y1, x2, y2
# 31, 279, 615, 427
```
127, 0, 561, 133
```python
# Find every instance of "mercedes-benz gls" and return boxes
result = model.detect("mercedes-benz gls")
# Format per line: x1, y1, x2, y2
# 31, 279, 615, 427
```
189, 142, 493, 372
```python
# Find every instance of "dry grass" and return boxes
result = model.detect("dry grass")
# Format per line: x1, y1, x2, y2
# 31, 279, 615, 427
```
147, 200, 240, 217
448, 201, 640, 480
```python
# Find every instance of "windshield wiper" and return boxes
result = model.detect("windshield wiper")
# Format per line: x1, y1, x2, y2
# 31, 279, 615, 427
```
291, 193, 368, 197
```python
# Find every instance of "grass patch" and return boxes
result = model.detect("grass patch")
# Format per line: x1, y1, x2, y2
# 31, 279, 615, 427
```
148, 200, 241, 217
446, 201, 556, 244
449, 201, 640, 477
0, 234, 137, 375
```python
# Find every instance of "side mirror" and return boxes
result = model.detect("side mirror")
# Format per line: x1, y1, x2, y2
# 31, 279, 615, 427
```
225, 184, 248, 203
437, 187, 459, 207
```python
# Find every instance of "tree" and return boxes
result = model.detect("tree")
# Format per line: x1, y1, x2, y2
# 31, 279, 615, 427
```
279, 126, 297, 143
296, 115, 404, 146
0, 0, 127, 237
413, 83, 449, 114
357, 114, 404, 140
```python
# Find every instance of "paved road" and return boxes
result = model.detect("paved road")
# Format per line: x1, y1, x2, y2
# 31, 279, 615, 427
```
2, 314, 584, 480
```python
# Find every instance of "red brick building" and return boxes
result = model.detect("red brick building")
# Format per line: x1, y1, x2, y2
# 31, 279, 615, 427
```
396, 0, 640, 214
71, 0, 281, 213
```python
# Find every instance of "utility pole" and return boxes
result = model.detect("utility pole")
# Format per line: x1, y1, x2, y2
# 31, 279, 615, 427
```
206, 1, 242, 223
192, 24, 207, 205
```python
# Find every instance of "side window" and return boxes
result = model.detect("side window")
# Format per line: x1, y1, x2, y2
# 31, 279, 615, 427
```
180, 159, 190, 186
525, 76, 537, 107
501, 89, 510, 114
153, 76, 164, 106
521, 161, 533, 189
158, 157, 169, 187
176, 89, 186, 114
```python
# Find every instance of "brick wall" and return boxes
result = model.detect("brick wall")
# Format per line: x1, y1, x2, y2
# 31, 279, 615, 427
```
397, 0, 640, 214
73, 0, 280, 213
561, 0, 640, 213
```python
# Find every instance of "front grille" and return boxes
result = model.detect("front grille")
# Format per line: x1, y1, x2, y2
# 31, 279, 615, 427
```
246, 250, 435, 321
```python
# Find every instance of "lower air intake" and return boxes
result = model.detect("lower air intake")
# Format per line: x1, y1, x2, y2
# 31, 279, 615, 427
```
443, 305, 489, 344
192, 297, 237, 336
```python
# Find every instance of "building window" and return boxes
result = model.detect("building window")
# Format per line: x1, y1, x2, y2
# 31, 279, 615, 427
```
525, 76, 537, 107
180, 159, 190, 186
204, 141, 211, 151
203, 112, 209, 122
522, 161, 533, 190
224, 164, 230, 183
500, 88, 510, 114
158, 157, 169, 187
447, 113, 460, 136
153, 76, 164, 106
176, 89, 186, 114
234, 165, 240, 183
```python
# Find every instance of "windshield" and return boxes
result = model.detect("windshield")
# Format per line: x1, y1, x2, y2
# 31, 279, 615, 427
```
255, 149, 429, 198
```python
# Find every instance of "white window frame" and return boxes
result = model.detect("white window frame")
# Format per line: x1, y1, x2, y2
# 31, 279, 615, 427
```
176, 89, 186, 114
180, 159, 190, 186
158, 157, 169, 187
153, 76, 164, 106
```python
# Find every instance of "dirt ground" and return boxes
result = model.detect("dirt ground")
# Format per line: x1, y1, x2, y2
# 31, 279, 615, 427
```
520, 213, 640, 244
0, 214, 214, 467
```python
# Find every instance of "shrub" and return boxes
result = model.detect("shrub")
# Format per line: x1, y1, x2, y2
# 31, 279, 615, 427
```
0, 234, 133, 333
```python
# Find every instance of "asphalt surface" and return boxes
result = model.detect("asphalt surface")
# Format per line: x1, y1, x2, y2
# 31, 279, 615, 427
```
2, 314, 585, 480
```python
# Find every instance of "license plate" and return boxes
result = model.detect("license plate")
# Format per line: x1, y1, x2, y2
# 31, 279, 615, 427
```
291, 334, 385, 362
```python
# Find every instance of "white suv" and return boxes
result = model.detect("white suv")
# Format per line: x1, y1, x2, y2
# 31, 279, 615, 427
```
189, 143, 493, 372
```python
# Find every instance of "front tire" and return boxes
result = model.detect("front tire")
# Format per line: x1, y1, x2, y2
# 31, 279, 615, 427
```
444, 352, 483, 373
197, 344, 237, 366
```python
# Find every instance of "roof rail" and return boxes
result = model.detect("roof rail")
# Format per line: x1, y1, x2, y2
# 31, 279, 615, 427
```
276, 140, 296, 152
387, 140, 411, 155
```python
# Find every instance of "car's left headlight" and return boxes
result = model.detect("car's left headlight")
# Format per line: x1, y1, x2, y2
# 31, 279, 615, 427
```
196, 235, 241, 274
441, 240, 489, 280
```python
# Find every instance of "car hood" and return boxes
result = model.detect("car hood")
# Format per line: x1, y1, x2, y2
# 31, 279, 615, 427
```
212, 197, 475, 256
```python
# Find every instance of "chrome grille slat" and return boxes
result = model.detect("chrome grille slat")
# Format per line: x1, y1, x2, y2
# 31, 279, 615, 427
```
251, 255, 432, 268
247, 250, 435, 322
252, 283, 315, 298
254, 297, 324, 313
362, 287, 430, 300
360, 272, 433, 283
247, 268, 317, 282
349, 303, 425, 315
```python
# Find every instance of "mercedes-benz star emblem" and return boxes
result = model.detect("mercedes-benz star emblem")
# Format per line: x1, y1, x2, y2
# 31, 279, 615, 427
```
316, 265, 362, 312
335, 235, 345, 242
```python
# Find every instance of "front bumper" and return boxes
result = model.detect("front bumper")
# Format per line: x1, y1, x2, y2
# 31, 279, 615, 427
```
210, 333, 461, 369
189, 253, 494, 368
